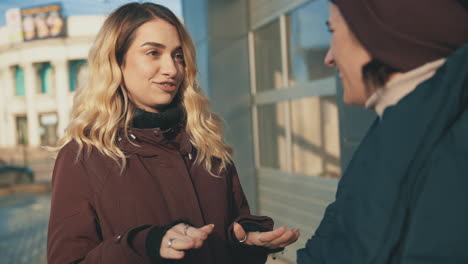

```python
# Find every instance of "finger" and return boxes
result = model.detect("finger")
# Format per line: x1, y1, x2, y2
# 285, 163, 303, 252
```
277, 229, 301, 248
198, 224, 215, 235
186, 224, 214, 249
162, 237, 196, 251
188, 224, 214, 240
255, 226, 288, 243
174, 224, 214, 249
174, 224, 205, 240
160, 247, 185, 259
268, 229, 297, 247
233, 222, 247, 242
165, 229, 195, 242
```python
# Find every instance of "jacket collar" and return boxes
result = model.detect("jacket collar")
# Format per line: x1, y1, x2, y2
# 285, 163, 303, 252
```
365, 58, 446, 118
132, 104, 184, 130
117, 125, 193, 157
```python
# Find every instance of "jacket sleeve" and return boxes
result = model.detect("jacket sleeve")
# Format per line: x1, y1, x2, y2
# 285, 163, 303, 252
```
225, 164, 275, 264
296, 200, 338, 264
47, 146, 153, 264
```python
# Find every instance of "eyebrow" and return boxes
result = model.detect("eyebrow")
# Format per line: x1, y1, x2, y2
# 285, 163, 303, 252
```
141, 42, 166, 48
326, 21, 331, 29
140, 42, 183, 51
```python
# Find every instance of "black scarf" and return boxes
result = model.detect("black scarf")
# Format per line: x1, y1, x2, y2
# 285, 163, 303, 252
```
132, 105, 184, 130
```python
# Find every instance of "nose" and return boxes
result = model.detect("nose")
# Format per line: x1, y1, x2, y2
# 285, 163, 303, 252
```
161, 54, 178, 77
324, 47, 335, 67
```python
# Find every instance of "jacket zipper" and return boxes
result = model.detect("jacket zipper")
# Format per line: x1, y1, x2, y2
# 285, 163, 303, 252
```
179, 151, 208, 225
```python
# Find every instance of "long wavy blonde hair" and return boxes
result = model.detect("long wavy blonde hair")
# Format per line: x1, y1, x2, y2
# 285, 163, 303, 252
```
61, 2, 233, 173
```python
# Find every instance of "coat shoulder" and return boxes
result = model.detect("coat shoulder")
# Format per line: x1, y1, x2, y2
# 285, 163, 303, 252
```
56, 140, 118, 189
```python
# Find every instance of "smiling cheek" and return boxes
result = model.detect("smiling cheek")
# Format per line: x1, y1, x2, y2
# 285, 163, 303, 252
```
141, 61, 161, 81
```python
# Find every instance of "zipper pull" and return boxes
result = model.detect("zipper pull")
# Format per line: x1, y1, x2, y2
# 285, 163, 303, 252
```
188, 153, 193, 160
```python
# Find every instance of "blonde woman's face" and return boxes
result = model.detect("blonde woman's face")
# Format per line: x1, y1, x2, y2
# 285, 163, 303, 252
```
121, 18, 185, 113
324, 4, 372, 106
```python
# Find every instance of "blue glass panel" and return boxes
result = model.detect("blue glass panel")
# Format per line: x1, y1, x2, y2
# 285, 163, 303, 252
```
288, 1, 334, 84
68, 59, 87, 92
15, 66, 25, 96
38, 62, 52, 94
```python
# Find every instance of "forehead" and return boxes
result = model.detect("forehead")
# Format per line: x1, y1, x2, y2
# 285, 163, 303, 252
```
132, 18, 181, 46
329, 4, 344, 24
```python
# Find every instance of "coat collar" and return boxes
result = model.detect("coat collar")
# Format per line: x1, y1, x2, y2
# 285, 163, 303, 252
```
365, 58, 446, 118
117, 125, 193, 157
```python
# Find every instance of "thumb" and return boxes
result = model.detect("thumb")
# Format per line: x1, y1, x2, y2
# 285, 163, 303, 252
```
199, 224, 215, 235
233, 222, 247, 242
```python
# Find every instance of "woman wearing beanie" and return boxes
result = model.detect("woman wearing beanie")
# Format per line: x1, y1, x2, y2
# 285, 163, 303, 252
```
297, 0, 468, 263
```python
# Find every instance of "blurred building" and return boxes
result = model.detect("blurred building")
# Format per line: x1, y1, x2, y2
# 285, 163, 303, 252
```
182, 0, 374, 262
0, 4, 101, 148
0, 0, 182, 149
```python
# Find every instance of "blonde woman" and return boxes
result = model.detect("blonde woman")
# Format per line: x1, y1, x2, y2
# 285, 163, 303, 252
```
47, 2, 299, 264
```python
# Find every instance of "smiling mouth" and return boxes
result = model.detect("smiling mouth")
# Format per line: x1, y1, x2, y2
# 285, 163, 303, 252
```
155, 82, 177, 93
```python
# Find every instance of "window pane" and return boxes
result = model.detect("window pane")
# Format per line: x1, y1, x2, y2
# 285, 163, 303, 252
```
15, 66, 25, 96
254, 19, 283, 93
69, 59, 87, 92
16, 116, 28, 145
290, 96, 341, 178
288, 1, 334, 86
257, 102, 287, 170
39, 113, 58, 146
38, 62, 53, 94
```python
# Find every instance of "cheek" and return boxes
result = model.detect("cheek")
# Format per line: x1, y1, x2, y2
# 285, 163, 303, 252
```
341, 73, 367, 105
126, 54, 158, 79
134, 61, 155, 79
178, 64, 186, 76
176, 65, 186, 84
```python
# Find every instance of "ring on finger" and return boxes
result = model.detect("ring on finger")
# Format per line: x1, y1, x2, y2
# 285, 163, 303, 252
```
238, 234, 247, 243
183, 224, 190, 236
168, 238, 175, 248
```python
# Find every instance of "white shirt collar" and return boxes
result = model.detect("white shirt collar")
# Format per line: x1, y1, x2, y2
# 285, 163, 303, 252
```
365, 58, 446, 118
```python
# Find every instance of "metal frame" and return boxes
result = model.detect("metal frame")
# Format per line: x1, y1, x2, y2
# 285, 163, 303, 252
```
249, 12, 337, 175
248, 31, 261, 169
253, 77, 336, 104
249, 0, 310, 32
279, 15, 293, 172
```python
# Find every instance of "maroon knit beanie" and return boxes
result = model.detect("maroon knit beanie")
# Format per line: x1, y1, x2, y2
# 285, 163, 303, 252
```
334, 0, 468, 72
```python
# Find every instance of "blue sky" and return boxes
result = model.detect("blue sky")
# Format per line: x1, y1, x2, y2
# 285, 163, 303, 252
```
0, 0, 182, 27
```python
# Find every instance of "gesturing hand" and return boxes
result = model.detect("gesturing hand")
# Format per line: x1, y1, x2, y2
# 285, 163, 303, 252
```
160, 223, 214, 259
233, 222, 300, 249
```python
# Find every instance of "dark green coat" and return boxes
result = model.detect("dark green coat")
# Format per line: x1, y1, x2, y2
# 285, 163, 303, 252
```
298, 44, 468, 264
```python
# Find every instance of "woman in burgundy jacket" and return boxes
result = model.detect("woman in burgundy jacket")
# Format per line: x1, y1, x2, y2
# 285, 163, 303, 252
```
47, 2, 299, 264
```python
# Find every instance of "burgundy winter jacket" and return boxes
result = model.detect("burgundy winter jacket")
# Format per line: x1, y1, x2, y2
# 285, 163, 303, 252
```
47, 127, 273, 264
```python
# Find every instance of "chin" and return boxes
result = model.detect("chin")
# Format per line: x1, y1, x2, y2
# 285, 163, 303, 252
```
343, 98, 357, 105
343, 94, 366, 106
152, 95, 176, 106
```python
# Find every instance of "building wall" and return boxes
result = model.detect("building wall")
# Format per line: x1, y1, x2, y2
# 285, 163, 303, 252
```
0, 15, 102, 148
183, 0, 259, 214
182, 0, 350, 262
